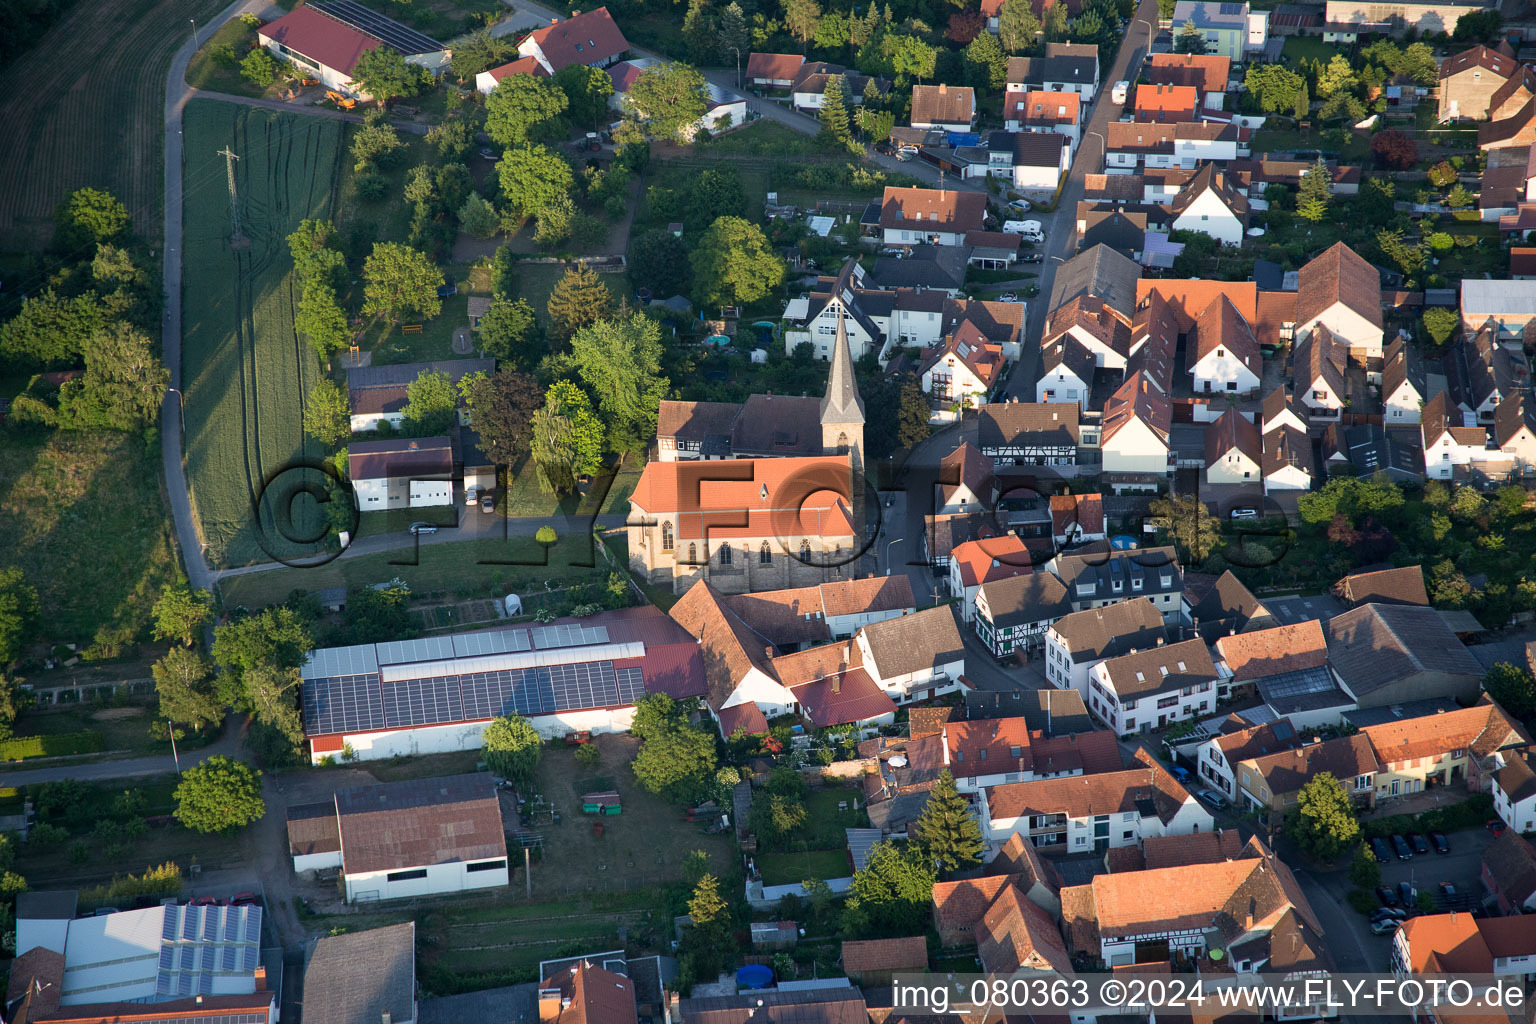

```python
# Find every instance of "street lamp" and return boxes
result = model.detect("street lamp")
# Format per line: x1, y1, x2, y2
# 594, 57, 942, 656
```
730, 45, 742, 91
189, 17, 198, 48
166, 387, 186, 450
884, 535, 903, 576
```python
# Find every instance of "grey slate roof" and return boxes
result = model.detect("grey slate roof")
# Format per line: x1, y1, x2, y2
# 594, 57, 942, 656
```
1049, 597, 1167, 660
964, 687, 1092, 733
1324, 603, 1484, 697
347, 357, 494, 391
978, 572, 1073, 628
1052, 545, 1183, 605
1048, 244, 1142, 319
821, 308, 866, 427
303, 923, 416, 1024
860, 605, 965, 678
419, 984, 538, 1024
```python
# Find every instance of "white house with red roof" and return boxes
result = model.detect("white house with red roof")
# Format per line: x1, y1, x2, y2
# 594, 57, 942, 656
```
515, 6, 629, 74
920, 325, 1005, 407
1049, 493, 1105, 548
745, 52, 804, 88
948, 534, 1038, 623
937, 717, 1126, 792
258, 1, 448, 98
609, 58, 747, 138
474, 55, 547, 94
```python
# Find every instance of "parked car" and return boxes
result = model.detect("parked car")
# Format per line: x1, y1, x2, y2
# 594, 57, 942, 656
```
94, 907, 120, 917
480, 493, 495, 514
1370, 919, 1401, 936
1229, 507, 1259, 519
465, 487, 478, 505
1020, 253, 1042, 263
1375, 885, 1400, 907
1008, 198, 1033, 213
1409, 833, 1429, 855
230, 892, 258, 906
1438, 882, 1458, 898
1430, 831, 1449, 854
191, 896, 222, 907
1487, 819, 1508, 836
1371, 907, 1408, 922
1112, 80, 1130, 104
998, 292, 1018, 302
879, 247, 907, 258
874, 141, 895, 155
409, 522, 438, 535
1369, 837, 1393, 863
1391, 834, 1413, 860
1168, 765, 1193, 784
1398, 881, 1416, 906
1195, 789, 1230, 810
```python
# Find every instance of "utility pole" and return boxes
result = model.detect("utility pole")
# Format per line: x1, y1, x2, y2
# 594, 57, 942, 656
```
217, 145, 246, 247
168, 722, 182, 773
189, 17, 198, 49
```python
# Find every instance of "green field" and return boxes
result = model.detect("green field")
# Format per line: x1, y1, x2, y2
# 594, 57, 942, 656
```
0, 432, 181, 651
757, 849, 852, 885
181, 99, 343, 568
0, 0, 230, 249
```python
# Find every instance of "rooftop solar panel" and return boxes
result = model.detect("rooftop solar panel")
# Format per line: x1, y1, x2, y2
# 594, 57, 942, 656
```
302, 644, 378, 680
302, 674, 387, 735
201, 908, 218, 941
382, 676, 464, 729
156, 973, 172, 996
178, 972, 192, 996
199, 972, 215, 994
222, 944, 238, 971
531, 623, 609, 649
179, 945, 195, 970
162, 910, 178, 941
454, 629, 532, 658
1257, 666, 1335, 700
314, 0, 444, 53
245, 907, 262, 942
159, 947, 175, 971
242, 946, 260, 971
181, 909, 198, 941
376, 635, 458, 666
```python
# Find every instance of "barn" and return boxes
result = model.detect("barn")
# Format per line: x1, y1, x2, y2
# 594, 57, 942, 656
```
299, 606, 706, 762
257, 0, 448, 98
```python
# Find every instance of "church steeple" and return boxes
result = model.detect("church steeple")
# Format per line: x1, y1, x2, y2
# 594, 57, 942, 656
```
820, 308, 865, 427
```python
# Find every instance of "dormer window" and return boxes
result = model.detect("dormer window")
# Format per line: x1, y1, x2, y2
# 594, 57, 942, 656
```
760, 484, 769, 499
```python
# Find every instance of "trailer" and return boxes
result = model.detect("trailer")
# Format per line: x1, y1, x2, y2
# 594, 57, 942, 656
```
581, 791, 622, 814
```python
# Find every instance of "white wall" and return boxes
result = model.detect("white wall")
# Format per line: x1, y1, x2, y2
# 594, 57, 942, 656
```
345, 857, 508, 902
1191, 353, 1261, 395
294, 849, 344, 874
1102, 418, 1170, 475
724, 669, 801, 718
1037, 368, 1092, 410
1196, 738, 1239, 798
1206, 446, 1259, 485
1297, 306, 1382, 358
1172, 192, 1244, 245
312, 707, 637, 764
827, 607, 906, 637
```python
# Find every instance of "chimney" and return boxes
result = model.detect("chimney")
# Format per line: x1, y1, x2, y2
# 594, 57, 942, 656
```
1156, 637, 1164, 646
539, 988, 564, 1020
381, 1014, 391, 1024
196, 997, 204, 1007
832, 673, 842, 694
253, 965, 267, 991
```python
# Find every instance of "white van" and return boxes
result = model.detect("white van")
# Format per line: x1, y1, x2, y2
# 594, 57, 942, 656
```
1002, 219, 1044, 241
1112, 80, 1130, 104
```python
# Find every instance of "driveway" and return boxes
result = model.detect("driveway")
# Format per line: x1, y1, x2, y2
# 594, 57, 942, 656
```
0, 714, 247, 785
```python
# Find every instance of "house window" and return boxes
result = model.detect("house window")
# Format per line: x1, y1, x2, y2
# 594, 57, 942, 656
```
688, 543, 697, 564
466, 859, 507, 872
800, 539, 812, 560
387, 868, 428, 882
760, 541, 772, 564
661, 522, 674, 552
719, 544, 733, 566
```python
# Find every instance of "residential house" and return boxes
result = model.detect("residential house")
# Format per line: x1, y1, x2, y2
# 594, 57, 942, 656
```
1334, 565, 1428, 607
1183, 569, 1275, 643
919, 326, 1005, 407
1217, 621, 1335, 723
878, 186, 988, 247
854, 605, 969, 703
1261, 386, 1310, 434
608, 58, 746, 138
260, 2, 447, 99
1291, 327, 1347, 420
1059, 839, 1329, 972
1482, 830, 1536, 914
1105, 120, 1243, 171
1480, 91, 1536, 151
1043, 597, 1168, 697
535, 961, 639, 1024
1170, 1, 1250, 60
1263, 424, 1315, 494
1236, 733, 1380, 824
979, 747, 1213, 848
1170, 164, 1251, 247
286, 775, 507, 902
1445, 325, 1530, 423
977, 401, 1083, 468
869, 244, 969, 294
1381, 335, 1424, 424
721, 575, 915, 649
1043, 294, 1133, 371
1422, 391, 1497, 480
935, 441, 994, 515
1049, 244, 1143, 320
1437, 43, 1526, 121
1329, 423, 1425, 484
931, 874, 1025, 947
1494, 392, 1536, 472
302, 924, 415, 1024
1050, 492, 1106, 548
922, 510, 1005, 570
984, 833, 1066, 915
1325, 602, 1485, 706
1196, 716, 1302, 799
1100, 374, 1172, 481
1005, 90, 1082, 142
346, 357, 492, 433
678, 989, 869, 1023
1493, 746, 1536, 833
1148, 52, 1231, 109
1005, 42, 1100, 100
1362, 700, 1528, 807
966, 686, 1093, 735
1135, 83, 1201, 124
744, 52, 803, 88
949, 534, 1041, 624
512, 6, 628, 76
768, 639, 899, 729
347, 437, 453, 510
783, 258, 951, 358
975, 572, 1074, 659
1003, 131, 1071, 190
1190, 293, 1262, 394
910, 83, 976, 131
791, 62, 884, 111
937, 716, 1124, 792
1051, 545, 1184, 618
1391, 911, 1536, 980
1086, 637, 1218, 735
1460, 278, 1536, 340
1205, 408, 1262, 485
972, 884, 1074, 975
1293, 242, 1383, 359
841, 937, 927, 986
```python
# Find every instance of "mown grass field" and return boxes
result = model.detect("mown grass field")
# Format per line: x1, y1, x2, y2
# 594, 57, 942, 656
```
184, 20, 269, 99
0, 0, 230, 250
182, 100, 342, 568
0, 432, 181, 650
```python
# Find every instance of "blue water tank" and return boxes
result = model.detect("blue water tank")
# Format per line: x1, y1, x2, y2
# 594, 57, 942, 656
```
736, 964, 774, 989
946, 131, 980, 148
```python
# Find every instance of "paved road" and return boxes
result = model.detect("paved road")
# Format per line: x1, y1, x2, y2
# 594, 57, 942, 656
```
0, 714, 245, 785
1004, 0, 1159, 401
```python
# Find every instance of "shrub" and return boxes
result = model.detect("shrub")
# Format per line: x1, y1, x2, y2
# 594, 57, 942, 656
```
0, 733, 105, 761
575, 743, 601, 768
79, 862, 183, 907
354, 173, 388, 202
1346, 888, 1378, 915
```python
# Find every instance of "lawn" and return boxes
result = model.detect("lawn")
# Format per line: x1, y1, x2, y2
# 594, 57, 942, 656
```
184, 20, 269, 98
0, 0, 231, 250
216, 535, 609, 611
499, 456, 641, 519
0, 432, 181, 652
1282, 36, 1341, 63
181, 99, 343, 568
756, 849, 852, 885
510, 262, 636, 330
699, 121, 831, 159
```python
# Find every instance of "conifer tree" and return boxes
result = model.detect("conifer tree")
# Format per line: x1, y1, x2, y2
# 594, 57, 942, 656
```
1296, 158, 1332, 222
911, 769, 984, 877
819, 75, 852, 148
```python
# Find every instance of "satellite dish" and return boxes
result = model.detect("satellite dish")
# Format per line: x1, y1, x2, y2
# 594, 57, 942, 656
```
889, 755, 909, 768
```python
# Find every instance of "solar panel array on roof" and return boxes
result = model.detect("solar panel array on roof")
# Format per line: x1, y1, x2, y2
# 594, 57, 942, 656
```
151, 905, 263, 1000
531, 623, 610, 649
1257, 665, 1335, 700
302, 644, 378, 680
303, 674, 386, 734
1219, 2, 1243, 12
454, 628, 533, 657
376, 635, 457, 666
1272, 719, 1297, 742
314, 0, 444, 53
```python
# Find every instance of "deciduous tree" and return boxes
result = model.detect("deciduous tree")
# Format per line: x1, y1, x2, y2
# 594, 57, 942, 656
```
0, 290, 108, 366
963, 29, 1007, 90
483, 714, 543, 786
286, 219, 344, 287
571, 311, 669, 455
68, 323, 169, 432
402, 369, 458, 436
1422, 306, 1459, 346
691, 216, 785, 308
152, 584, 214, 647
1284, 772, 1359, 862
624, 62, 709, 143
57, 187, 130, 250
998, 0, 1041, 51
460, 368, 543, 467
553, 64, 616, 128
629, 229, 690, 298
0, 569, 40, 666
477, 298, 540, 367
1370, 128, 1418, 170
153, 648, 221, 734
486, 74, 570, 146
295, 280, 351, 360
496, 145, 575, 217
362, 242, 443, 322
849, 841, 935, 936
1483, 662, 1535, 718
174, 756, 265, 834
1149, 492, 1219, 562
243, 664, 306, 751
303, 378, 352, 449
351, 46, 426, 104
633, 709, 718, 804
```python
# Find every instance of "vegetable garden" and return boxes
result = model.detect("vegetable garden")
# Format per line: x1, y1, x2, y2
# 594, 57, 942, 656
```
181, 99, 344, 567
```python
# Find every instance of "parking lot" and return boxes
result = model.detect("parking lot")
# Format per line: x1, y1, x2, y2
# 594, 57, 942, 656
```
1372, 825, 1493, 913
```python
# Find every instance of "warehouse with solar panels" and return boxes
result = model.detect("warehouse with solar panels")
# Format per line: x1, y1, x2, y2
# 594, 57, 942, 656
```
299, 606, 707, 762
257, 0, 449, 99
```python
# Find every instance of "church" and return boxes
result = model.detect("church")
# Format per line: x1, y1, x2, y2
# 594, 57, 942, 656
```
628, 313, 867, 595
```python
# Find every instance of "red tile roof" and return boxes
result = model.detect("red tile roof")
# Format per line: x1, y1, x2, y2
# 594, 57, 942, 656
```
974, 884, 1073, 974
932, 876, 1018, 938
541, 961, 638, 1024
717, 701, 768, 736
1137, 280, 1258, 332
482, 55, 548, 83
1050, 493, 1104, 538
1204, 407, 1261, 469
1006, 89, 1080, 126
880, 186, 988, 234
911, 83, 976, 125
1141, 828, 1247, 869
842, 936, 929, 974
1363, 703, 1528, 765
950, 534, 1036, 590
1295, 242, 1382, 331
629, 456, 855, 540
1192, 292, 1260, 378
258, 5, 379, 75
1214, 619, 1328, 681
746, 52, 804, 82
1148, 52, 1231, 93
791, 667, 897, 727
522, 6, 629, 73
1135, 83, 1200, 123
1398, 913, 1491, 974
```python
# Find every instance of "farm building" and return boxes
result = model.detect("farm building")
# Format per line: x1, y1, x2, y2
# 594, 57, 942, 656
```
257, 0, 447, 99
285, 775, 508, 902
347, 437, 454, 510
298, 607, 706, 762
347, 357, 492, 433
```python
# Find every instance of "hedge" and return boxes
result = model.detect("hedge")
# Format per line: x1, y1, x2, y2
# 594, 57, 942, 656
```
1360, 794, 1494, 840
0, 732, 106, 762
